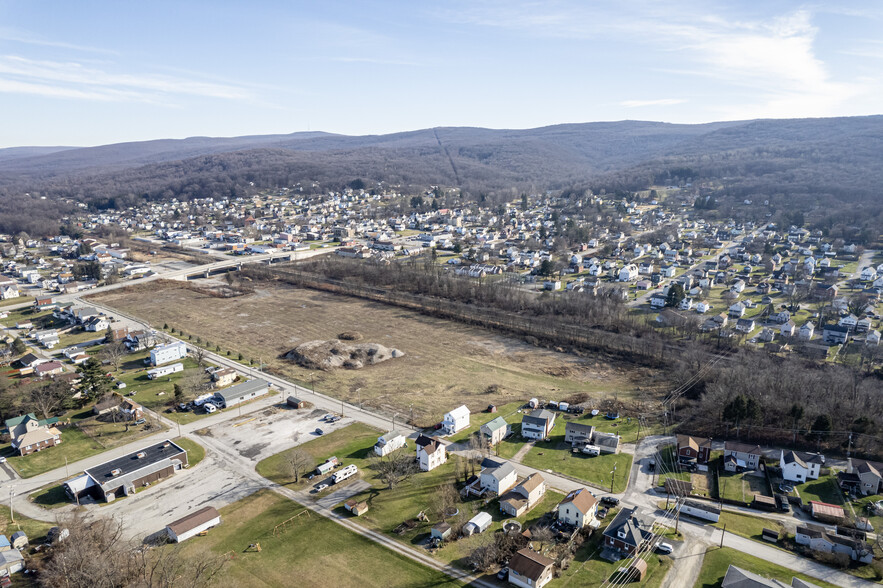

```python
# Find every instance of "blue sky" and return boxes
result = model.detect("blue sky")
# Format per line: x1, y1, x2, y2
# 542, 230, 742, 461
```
0, 0, 880, 147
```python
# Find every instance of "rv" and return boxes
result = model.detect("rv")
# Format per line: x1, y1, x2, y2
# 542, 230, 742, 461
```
193, 393, 215, 406
332, 464, 358, 484
147, 363, 184, 379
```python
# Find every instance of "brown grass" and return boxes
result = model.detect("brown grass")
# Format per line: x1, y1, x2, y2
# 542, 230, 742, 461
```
91, 281, 661, 423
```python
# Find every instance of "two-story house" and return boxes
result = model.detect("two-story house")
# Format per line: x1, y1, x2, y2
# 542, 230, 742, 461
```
521, 409, 556, 440
415, 435, 447, 471
557, 488, 598, 528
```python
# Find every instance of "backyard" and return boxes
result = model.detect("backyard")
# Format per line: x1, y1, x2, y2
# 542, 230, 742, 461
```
693, 546, 840, 588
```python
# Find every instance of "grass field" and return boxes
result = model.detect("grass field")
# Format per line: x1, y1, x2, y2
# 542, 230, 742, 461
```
90, 281, 658, 424
171, 489, 463, 587
693, 546, 840, 588
713, 511, 784, 543
717, 470, 769, 503
521, 442, 632, 493
795, 475, 845, 506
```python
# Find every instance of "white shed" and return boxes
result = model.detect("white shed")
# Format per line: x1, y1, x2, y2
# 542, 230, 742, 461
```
166, 506, 221, 543
463, 511, 493, 535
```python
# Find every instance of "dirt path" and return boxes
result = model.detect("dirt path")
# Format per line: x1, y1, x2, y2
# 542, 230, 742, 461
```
510, 441, 533, 463
661, 539, 708, 588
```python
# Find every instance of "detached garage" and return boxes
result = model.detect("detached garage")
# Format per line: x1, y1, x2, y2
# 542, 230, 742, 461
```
166, 506, 221, 543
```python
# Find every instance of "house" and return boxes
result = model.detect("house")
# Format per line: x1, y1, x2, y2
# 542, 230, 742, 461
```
602, 507, 654, 557
0, 282, 19, 301
780, 321, 796, 338
822, 323, 850, 345
593, 431, 621, 454
63, 439, 188, 502
147, 363, 184, 379
680, 499, 721, 523
5, 413, 62, 456
34, 361, 64, 377
508, 548, 556, 588
521, 409, 555, 440
861, 267, 877, 281
119, 399, 143, 420
149, 341, 187, 366
618, 264, 638, 282
728, 302, 746, 318
723, 441, 763, 471
721, 564, 823, 587
415, 435, 447, 471
798, 322, 815, 341
676, 435, 712, 467
735, 318, 755, 334
838, 458, 883, 496
649, 294, 667, 309
84, 316, 110, 332
374, 431, 407, 457
441, 405, 470, 435
16, 353, 43, 369
780, 450, 823, 483
480, 459, 517, 495
796, 523, 872, 563
165, 506, 221, 543
211, 367, 237, 387
565, 422, 594, 447
212, 379, 268, 408
557, 488, 597, 528
500, 473, 546, 517
867, 330, 881, 346
480, 416, 511, 446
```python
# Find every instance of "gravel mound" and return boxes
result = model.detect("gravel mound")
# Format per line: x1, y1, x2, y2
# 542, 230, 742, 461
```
284, 340, 404, 370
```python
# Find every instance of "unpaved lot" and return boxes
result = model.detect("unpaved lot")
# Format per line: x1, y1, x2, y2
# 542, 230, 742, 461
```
91, 281, 663, 423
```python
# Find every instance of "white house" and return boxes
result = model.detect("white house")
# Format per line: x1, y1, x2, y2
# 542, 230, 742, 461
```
695, 302, 710, 314
799, 322, 815, 341
415, 435, 446, 471
618, 264, 639, 282
860, 267, 877, 281
165, 506, 221, 543
508, 549, 555, 588
780, 450, 823, 483
480, 416, 511, 446
557, 488, 597, 528
150, 341, 187, 366
374, 431, 407, 457
441, 405, 470, 435
480, 460, 517, 495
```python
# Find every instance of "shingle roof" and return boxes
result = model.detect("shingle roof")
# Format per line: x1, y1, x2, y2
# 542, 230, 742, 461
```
560, 488, 597, 514
167, 506, 220, 536
509, 548, 554, 581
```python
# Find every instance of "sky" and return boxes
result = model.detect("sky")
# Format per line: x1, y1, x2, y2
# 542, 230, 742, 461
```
0, 0, 881, 147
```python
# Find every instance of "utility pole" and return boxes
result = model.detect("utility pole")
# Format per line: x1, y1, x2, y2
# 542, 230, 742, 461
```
340, 399, 344, 418
720, 523, 726, 547
610, 465, 617, 493
9, 488, 14, 523
65, 457, 69, 479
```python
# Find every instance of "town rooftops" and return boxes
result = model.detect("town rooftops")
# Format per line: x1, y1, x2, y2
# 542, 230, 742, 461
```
482, 416, 508, 432
523, 409, 555, 425
518, 473, 545, 494
724, 441, 763, 454
84, 440, 186, 489
415, 434, 444, 455
509, 548, 555, 581
166, 506, 220, 537
483, 460, 515, 482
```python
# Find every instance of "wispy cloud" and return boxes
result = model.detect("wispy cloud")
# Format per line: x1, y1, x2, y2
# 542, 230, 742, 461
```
0, 55, 252, 103
621, 98, 685, 108
327, 56, 420, 66
0, 27, 116, 55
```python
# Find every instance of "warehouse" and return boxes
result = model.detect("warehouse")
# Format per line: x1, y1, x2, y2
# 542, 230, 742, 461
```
63, 440, 188, 502
213, 378, 268, 409
166, 506, 221, 543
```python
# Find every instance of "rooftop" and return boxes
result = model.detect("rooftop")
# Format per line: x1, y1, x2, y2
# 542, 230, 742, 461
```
85, 440, 186, 486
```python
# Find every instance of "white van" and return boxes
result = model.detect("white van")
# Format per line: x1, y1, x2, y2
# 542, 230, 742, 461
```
332, 464, 358, 484
204, 403, 217, 414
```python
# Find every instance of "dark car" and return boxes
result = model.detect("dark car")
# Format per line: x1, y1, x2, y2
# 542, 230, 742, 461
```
601, 496, 620, 507
315, 428, 324, 435
496, 568, 509, 580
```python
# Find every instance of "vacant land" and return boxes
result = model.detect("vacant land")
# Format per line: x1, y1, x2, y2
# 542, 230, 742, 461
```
795, 475, 845, 506
171, 489, 463, 587
693, 546, 840, 588
92, 281, 661, 422
718, 470, 770, 503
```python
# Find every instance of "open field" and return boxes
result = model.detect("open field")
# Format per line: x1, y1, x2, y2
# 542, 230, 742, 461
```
90, 281, 661, 423
717, 470, 769, 503
795, 475, 845, 506
170, 489, 463, 588
693, 546, 840, 588
713, 511, 784, 543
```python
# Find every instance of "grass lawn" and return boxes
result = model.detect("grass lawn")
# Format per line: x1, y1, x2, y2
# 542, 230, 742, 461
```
796, 475, 845, 506
114, 354, 214, 424
712, 511, 784, 543
717, 470, 770, 504
30, 483, 70, 509
175, 437, 206, 467
171, 489, 463, 587
550, 519, 672, 588
256, 422, 382, 487
0, 307, 52, 328
655, 445, 690, 487
851, 494, 883, 531
521, 442, 632, 493
693, 546, 840, 588
0, 296, 32, 308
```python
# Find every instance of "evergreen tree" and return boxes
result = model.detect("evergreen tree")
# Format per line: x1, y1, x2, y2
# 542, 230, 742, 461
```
76, 358, 112, 399
11, 337, 26, 355
665, 283, 686, 307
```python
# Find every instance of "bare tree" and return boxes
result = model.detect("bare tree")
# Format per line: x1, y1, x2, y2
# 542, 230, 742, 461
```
29, 379, 70, 419
283, 447, 315, 483
371, 450, 418, 489
100, 341, 127, 371
430, 482, 460, 521
467, 533, 500, 572
181, 370, 208, 399
191, 345, 208, 368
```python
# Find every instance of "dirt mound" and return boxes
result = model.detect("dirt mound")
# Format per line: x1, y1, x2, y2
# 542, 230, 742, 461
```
284, 340, 404, 370
338, 331, 363, 341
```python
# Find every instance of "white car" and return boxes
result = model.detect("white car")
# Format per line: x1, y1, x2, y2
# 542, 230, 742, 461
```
656, 542, 673, 555
204, 403, 217, 414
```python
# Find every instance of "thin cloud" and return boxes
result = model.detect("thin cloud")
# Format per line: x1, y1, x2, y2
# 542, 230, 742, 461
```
0, 27, 116, 55
0, 55, 253, 103
621, 98, 685, 108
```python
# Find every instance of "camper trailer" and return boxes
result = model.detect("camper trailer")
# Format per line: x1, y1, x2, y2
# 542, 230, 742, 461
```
332, 464, 358, 484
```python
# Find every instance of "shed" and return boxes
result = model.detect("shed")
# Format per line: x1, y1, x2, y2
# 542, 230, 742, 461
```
626, 558, 647, 582
431, 522, 452, 541
316, 457, 339, 475
762, 528, 780, 542
344, 500, 369, 516
166, 506, 221, 543
810, 501, 845, 523
752, 494, 777, 510
463, 511, 493, 535
0, 537, 9, 552
286, 396, 305, 409
0, 550, 23, 576
8, 532, 26, 550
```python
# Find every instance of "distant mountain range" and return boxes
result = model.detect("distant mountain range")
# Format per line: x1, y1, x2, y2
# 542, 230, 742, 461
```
0, 116, 881, 234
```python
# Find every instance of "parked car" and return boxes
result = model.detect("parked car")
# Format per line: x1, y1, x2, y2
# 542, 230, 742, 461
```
497, 568, 509, 580
656, 542, 673, 555
204, 404, 217, 414
315, 483, 328, 491
315, 428, 324, 435
0, 457, 6, 463
134, 418, 146, 425
601, 496, 620, 507
116, 382, 126, 389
